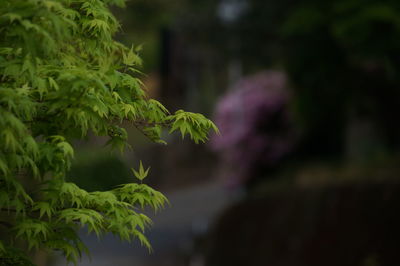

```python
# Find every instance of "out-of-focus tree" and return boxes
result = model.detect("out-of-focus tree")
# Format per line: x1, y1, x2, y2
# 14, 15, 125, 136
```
220, 0, 400, 158
280, 0, 400, 157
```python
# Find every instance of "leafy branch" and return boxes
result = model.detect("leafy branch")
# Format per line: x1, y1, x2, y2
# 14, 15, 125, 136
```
0, 0, 217, 265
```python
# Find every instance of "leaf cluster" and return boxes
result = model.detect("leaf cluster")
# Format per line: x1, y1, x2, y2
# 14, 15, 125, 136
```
0, 0, 217, 264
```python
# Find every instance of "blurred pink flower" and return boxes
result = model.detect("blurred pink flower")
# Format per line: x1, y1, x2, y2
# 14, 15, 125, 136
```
211, 70, 295, 188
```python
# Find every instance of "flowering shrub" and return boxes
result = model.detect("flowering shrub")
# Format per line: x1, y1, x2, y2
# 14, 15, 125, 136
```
211, 71, 295, 187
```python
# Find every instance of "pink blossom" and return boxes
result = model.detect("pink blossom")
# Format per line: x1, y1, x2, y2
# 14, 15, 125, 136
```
211, 70, 295, 187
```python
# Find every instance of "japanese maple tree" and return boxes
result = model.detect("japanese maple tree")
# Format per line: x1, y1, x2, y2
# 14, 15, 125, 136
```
0, 0, 217, 264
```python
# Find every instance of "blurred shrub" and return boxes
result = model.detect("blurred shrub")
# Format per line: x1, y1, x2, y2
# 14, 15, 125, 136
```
211, 71, 295, 187
0, 247, 35, 266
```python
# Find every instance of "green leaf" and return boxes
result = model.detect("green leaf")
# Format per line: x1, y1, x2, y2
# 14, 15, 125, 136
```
32, 202, 53, 219
131, 161, 150, 181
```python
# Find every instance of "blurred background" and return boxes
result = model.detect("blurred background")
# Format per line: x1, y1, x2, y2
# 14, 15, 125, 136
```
48, 0, 400, 265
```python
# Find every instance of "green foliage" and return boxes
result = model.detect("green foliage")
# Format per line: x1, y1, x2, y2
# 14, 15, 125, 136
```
0, 0, 217, 264
0, 246, 35, 266
168, 110, 219, 143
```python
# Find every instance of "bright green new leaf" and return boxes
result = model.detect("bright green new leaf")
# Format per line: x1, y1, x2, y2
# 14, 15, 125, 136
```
132, 160, 150, 181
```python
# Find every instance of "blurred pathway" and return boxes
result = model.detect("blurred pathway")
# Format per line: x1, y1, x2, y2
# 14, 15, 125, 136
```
53, 181, 232, 266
